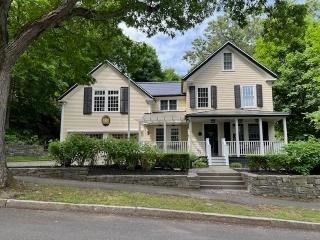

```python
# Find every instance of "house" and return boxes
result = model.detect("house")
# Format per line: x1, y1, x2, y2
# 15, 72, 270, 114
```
58, 41, 289, 166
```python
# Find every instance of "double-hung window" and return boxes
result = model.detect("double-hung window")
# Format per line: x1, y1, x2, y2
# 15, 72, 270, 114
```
197, 88, 208, 108
93, 89, 119, 112
170, 128, 179, 141
241, 85, 256, 108
160, 100, 177, 111
223, 53, 233, 70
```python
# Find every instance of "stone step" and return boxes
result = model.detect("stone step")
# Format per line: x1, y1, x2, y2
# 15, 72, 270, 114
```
197, 172, 241, 177
199, 176, 243, 181
200, 180, 245, 185
200, 185, 247, 190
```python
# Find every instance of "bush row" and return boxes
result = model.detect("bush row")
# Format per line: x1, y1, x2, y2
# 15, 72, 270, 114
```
247, 138, 320, 175
49, 134, 194, 171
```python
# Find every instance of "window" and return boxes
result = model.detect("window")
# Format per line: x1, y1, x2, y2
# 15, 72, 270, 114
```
170, 128, 179, 141
248, 124, 260, 141
111, 133, 138, 139
197, 88, 208, 108
93, 90, 105, 112
160, 100, 177, 111
93, 89, 119, 112
241, 85, 256, 108
85, 133, 103, 139
223, 53, 233, 70
155, 128, 164, 142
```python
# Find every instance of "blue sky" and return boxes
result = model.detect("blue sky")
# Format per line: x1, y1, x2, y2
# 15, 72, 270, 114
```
120, 17, 213, 75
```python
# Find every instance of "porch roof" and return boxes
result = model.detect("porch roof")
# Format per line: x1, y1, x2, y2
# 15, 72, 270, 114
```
142, 112, 187, 124
186, 110, 289, 118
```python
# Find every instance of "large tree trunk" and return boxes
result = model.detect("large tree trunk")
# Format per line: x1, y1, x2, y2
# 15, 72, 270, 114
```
0, 65, 11, 188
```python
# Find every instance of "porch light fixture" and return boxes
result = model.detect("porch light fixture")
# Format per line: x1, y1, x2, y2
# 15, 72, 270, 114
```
198, 132, 202, 136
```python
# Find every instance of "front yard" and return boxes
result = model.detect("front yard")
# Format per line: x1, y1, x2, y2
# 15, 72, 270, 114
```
6, 155, 53, 162
1, 182, 320, 223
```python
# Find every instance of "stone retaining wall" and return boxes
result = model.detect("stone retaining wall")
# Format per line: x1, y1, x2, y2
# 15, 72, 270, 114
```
10, 167, 200, 189
5, 144, 45, 156
10, 167, 89, 180
241, 172, 320, 199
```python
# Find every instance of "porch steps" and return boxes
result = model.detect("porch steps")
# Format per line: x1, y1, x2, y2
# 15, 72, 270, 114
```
210, 157, 227, 166
198, 172, 246, 190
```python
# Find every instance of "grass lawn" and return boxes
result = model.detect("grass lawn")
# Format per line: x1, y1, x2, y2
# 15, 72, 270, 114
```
6, 155, 53, 162
1, 183, 320, 223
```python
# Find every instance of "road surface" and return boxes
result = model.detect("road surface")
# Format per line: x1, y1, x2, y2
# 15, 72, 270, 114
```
0, 208, 317, 240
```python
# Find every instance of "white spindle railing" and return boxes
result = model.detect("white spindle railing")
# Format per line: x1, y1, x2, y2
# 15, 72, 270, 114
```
226, 140, 285, 156
141, 141, 188, 153
205, 138, 212, 165
221, 138, 229, 165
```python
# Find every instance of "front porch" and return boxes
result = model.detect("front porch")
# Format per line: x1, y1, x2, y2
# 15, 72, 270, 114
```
139, 110, 289, 166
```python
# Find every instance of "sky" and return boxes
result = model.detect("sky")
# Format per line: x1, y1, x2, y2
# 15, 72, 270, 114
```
119, 17, 214, 76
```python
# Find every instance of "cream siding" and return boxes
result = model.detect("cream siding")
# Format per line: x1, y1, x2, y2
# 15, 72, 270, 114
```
151, 96, 186, 112
61, 65, 150, 140
184, 46, 274, 112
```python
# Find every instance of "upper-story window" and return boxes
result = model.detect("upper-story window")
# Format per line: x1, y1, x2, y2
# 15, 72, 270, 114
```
197, 88, 208, 108
223, 52, 233, 70
93, 89, 119, 112
160, 99, 177, 111
241, 85, 256, 108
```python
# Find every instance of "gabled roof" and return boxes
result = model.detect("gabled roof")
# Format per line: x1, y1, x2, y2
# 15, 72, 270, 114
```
136, 82, 184, 97
182, 41, 278, 81
58, 60, 154, 101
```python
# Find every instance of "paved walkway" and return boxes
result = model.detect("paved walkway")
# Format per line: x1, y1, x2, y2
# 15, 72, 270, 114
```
15, 176, 320, 210
8, 161, 55, 168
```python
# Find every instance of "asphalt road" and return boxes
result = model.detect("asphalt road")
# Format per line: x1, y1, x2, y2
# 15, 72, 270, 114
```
0, 208, 318, 240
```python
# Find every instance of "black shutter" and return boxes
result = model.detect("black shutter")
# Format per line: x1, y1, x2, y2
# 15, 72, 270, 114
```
120, 87, 129, 114
263, 121, 269, 141
189, 86, 196, 109
256, 84, 263, 107
83, 87, 92, 115
234, 85, 241, 108
211, 85, 217, 109
224, 122, 231, 141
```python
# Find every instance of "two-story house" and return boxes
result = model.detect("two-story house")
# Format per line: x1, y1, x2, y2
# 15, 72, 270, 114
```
58, 42, 289, 166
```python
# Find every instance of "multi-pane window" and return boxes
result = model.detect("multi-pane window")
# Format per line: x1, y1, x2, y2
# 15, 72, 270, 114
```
248, 124, 260, 141
107, 90, 119, 112
94, 90, 105, 112
160, 100, 177, 111
155, 128, 164, 142
111, 133, 138, 139
93, 89, 119, 112
170, 128, 179, 141
224, 52, 233, 70
197, 88, 208, 108
241, 85, 256, 108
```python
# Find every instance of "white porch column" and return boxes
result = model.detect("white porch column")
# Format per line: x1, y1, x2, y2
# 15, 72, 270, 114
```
138, 121, 142, 142
259, 118, 264, 155
188, 118, 192, 152
283, 117, 288, 144
59, 103, 65, 141
163, 120, 167, 152
235, 118, 240, 157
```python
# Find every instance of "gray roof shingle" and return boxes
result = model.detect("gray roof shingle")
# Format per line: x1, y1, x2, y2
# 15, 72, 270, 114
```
136, 82, 183, 96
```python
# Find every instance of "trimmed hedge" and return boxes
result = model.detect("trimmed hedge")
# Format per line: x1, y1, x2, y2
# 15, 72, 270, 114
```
49, 134, 192, 171
247, 138, 320, 175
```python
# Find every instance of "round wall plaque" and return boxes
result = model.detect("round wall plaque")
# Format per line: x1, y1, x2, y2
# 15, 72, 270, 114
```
101, 115, 111, 126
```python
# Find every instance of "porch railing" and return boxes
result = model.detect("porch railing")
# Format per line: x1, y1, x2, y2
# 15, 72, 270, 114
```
226, 141, 285, 156
141, 141, 188, 153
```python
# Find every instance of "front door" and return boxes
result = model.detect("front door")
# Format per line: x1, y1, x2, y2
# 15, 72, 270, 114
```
204, 124, 218, 156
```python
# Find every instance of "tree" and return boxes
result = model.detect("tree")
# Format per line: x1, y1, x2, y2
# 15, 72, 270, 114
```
162, 68, 181, 81
0, 0, 273, 187
184, 14, 263, 66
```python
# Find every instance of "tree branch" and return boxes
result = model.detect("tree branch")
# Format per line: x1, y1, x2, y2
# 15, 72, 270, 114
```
0, 0, 11, 63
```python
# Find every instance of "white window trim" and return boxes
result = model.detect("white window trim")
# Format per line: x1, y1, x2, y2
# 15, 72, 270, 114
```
159, 99, 178, 111
222, 52, 235, 71
154, 126, 181, 142
92, 88, 120, 113
240, 85, 257, 108
196, 87, 210, 109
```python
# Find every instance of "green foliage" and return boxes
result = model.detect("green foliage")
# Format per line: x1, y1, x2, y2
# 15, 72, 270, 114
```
48, 140, 73, 167
157, 153, 191, 170
162, 68, 181, 81
230, 162, 242, 169
193, 157, 208, 168
265, 154, 289, 172
247, 155, 269, 172
140, 144, 160, 171
184, 13, 263, 66
5, 130, 40, 145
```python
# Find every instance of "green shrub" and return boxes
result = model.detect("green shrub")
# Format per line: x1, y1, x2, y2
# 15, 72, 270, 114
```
247, 155, 268, 171
157, 153, 191, 170
230, 162, 242, 169
140, 144, 160, 171
266, 154, 288, 172
193, 158, 208, 168
284, 139, 320, 175
48, 140, 72, 167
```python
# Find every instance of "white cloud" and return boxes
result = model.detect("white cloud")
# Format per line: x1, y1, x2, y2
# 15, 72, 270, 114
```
119, 17, 214, 75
